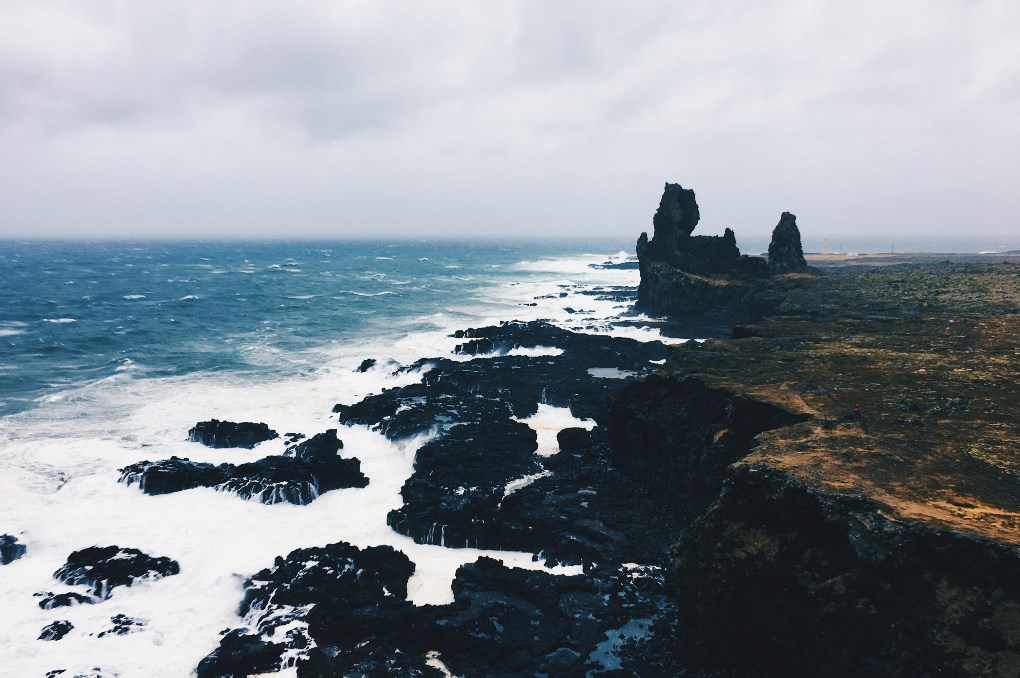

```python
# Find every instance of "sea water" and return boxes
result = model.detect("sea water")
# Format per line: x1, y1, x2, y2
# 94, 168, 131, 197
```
0, 239, 662, 676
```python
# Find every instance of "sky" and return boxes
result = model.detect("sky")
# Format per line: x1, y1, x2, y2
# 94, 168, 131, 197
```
1, 1, 1018, 241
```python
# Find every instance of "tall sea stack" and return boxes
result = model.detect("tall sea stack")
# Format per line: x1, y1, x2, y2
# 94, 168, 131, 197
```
635, 183, 767, 316
768, 212, 807, 274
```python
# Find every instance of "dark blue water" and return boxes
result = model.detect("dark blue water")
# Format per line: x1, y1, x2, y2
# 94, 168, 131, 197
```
0, 239, 631, 415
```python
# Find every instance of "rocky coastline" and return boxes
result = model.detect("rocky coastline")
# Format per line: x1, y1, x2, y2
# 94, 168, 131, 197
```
30, 185, 1020, 676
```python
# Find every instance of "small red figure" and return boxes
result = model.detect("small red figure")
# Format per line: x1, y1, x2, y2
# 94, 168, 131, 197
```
852, 403, 861, 420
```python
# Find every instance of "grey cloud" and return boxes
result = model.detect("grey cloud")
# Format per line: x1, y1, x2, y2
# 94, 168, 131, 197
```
0, 1, 1018, 240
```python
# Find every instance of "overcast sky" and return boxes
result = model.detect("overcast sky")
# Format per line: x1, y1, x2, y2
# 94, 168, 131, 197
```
1, 1, 1017, 241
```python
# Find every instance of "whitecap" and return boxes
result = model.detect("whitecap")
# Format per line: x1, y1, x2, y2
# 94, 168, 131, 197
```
122, 294, 147, 300
42, 318, 76, 324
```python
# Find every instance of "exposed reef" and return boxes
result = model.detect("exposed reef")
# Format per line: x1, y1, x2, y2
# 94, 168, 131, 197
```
53, 546, 179, 599
610, 259, 1020, 675
334, 320, 676, 565
119, 430, 368, 505
188, 419, 279, 449
199, 541, 673, 677
0, 534, 26, 565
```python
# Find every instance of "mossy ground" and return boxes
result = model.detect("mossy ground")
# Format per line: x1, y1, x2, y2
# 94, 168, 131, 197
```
663, 259, 1020, 543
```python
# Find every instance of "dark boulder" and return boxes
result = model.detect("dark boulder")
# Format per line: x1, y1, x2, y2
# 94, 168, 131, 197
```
356, 358, 377, 372
36, 591, 98, 609
120, 430, 367, 505
0, 534, 26, 564
96, 614, 145, 638
197, 630, 288, 678
39, 620, 74, 641
53, 546, 180, 599
201, 543, 674, 677
768, 211, 808, 274
188, 419, 279, 449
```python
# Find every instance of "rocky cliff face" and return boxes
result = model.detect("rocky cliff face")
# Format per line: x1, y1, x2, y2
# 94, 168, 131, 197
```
611, 262, 1020, 675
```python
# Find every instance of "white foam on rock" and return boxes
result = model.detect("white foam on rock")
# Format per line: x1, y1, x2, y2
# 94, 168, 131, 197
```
0, 248, 680, 676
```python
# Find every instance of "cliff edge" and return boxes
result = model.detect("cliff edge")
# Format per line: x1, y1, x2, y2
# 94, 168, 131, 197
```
612, 260, 1020, 675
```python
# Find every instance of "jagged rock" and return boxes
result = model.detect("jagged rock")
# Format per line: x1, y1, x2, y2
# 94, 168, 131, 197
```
387, 420, 542, 550
635, 183, 769, 315
36, 591, 98, 609
201, 543, 674, 677
39, 620, 74, 641
53, 546, 179, 599
96, 614, 145, 638
120, 430, 367, 505
188, 419, 279, 449
0, 534, 26, 564
197, 630, 289, 678
356, 358, 377, 372
768, 211, 808, 274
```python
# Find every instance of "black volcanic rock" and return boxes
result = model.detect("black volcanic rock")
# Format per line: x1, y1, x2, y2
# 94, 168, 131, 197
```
36, 591, 98, 609
334, 321, 671, 562
188, 419, 279, 449
635, 183, 769, 315
197, 630, 289, 678
39, 620, 74, 641
356, 358, 377, 372
53, 546, 179, 599
120, 430, 367, 505
387, 420, 541, 550
1, 534, 26, 564
768, 211, 808, 274
202, 543, 674, 676
96, 614, 145, 638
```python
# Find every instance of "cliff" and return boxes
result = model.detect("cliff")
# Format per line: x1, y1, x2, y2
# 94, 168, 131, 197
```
610, 260, 1020, 675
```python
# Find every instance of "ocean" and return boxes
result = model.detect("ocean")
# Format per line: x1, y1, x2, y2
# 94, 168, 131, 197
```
0, 238, 659, 676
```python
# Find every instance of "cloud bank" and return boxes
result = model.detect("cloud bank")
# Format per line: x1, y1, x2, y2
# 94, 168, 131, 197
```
1, 1, 1017, 240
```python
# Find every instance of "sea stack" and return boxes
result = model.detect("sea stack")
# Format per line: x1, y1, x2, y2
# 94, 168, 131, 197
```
767, 212, 807, 274
635, 183, 767, 315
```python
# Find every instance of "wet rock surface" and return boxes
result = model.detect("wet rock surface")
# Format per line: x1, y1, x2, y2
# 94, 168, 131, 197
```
53, 546, 179, 599
334, 321, 673, 563
119, 430, 368, 505
95, 614, 145, 638
0, 534, 26, 564
36, 591, 97, 609
39, 620, 74, 641
767, 211, 807, 274
188, 419, 279, 449
200, 542, 674, 677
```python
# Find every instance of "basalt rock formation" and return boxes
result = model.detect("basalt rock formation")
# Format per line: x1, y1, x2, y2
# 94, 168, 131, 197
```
188, 419, 279, 449
636, 183, 768, 315
610, 261, 1020, 675
635, 183, 812, 316
767, 211, 807, 274
199, 541, 673, 677
334, 321, 675, 565
0, 534, 26, 564
53, 546, 180, 600
120, 429, 367, 505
